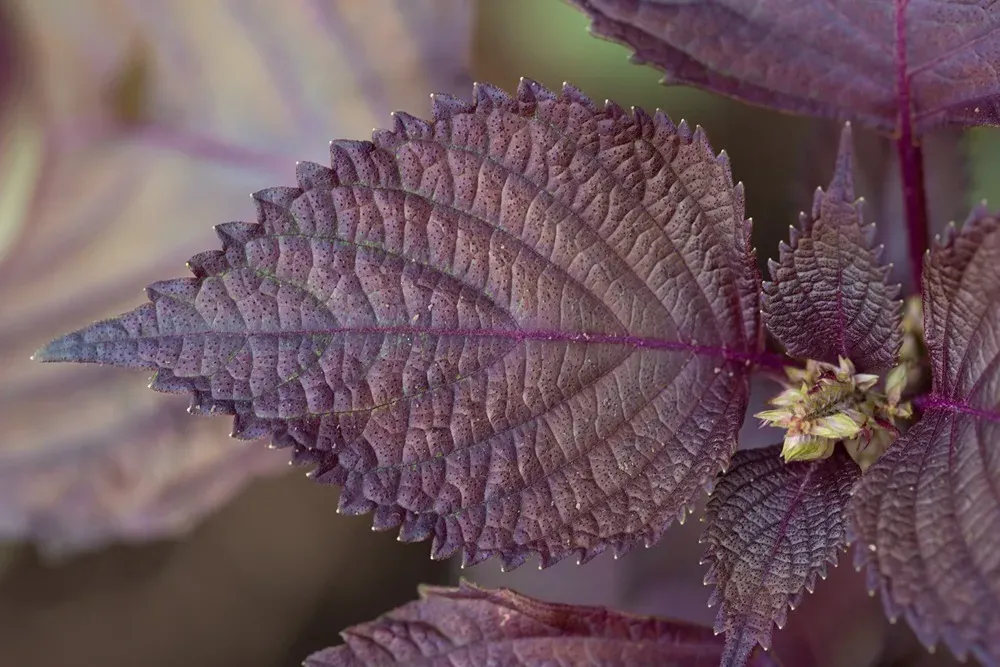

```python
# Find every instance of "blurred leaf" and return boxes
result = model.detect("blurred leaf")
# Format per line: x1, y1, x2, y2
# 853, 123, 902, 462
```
0, 0, 472, 557
566, 0, 1000, 133
305, 581, 780, 666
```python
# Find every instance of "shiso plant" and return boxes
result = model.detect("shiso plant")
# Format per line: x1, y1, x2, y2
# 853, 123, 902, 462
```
30, 1, 1000, 666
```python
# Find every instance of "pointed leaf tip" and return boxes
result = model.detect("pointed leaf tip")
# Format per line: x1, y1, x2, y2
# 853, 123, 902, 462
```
762, 132, 901, 372
31, 336, 70, 363
829, 123, 855, 201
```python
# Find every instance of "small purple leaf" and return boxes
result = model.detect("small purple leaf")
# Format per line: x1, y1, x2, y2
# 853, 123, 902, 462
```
304, 580, 780, 667
850, 207, 1000, 665
795, 122, 969, 296
702, 444, 860, 667
567, 0, 1000, 133
763, 124, 902, 371
35, 80, 764, 567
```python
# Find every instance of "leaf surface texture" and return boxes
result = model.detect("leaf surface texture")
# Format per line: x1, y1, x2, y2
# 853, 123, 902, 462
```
703, 444, 859, 667
851, 209, 1000, 666
36, 80, 763, 568
763, 126, 901, 371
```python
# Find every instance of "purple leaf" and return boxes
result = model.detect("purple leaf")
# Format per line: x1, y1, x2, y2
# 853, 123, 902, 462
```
762, 124, 902, 371
35, 80, 764, 568
850, 208, 1000, 665
702, 444, 860, 667
567, 0, 1000, 133
305, 580, 780, 667
795, 122, 969, 296
2, 0, 472, 555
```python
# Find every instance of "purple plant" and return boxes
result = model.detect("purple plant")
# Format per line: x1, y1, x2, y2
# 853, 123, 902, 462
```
31, 1, 1000, 665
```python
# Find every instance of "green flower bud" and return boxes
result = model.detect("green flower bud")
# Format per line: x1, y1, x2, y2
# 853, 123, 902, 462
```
782, 433, 836, 462
761, 354, 916, 468
810, 412, 862, 439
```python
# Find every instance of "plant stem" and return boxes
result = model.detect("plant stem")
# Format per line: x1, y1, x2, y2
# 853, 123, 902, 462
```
897, 127, 929, 292
895, 0, 929, 293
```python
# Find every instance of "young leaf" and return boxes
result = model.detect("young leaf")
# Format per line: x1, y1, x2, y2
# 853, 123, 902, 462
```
35, 80, 764, 568
702, 444, 860, 667
2, 0, 472, 555
763, 125, 901, 371
305, 580, 779, 667
850, 208, 1000, 665
796, 122, 970, 296
567, 0, 1000, 133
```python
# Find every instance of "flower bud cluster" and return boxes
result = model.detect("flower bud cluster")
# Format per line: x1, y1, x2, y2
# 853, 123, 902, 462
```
755, 356, 912, 468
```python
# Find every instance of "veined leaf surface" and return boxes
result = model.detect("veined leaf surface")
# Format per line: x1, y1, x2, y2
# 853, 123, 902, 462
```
851, 208, 1000, 666
703, 444, 860, 667
36, 80, 763, 568
763, 125, 901, 371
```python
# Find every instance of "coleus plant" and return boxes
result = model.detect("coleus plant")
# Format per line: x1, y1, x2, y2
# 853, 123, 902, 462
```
30, 0, 1000, 666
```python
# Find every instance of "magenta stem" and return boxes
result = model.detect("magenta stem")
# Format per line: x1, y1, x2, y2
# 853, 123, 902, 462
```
895, 0, 930, 293
896, 131, 929, 292
913, 394, 1000, 423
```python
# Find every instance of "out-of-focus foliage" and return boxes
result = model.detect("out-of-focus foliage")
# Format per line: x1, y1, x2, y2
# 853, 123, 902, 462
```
568, 0, 1000, 133
0, 0, 472, 557
306, 581, 779, 667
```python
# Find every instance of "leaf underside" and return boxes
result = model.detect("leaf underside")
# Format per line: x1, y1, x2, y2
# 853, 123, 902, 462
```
305, 580, 780, 667
567, 0, 1000, 133
703, 444, 860, 667
763, 125, 901, 372
35, 79, 762, 569
851, 209, 1000, 666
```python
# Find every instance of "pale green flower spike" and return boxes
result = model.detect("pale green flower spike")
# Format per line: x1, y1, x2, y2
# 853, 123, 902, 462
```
755, 356, 913, 468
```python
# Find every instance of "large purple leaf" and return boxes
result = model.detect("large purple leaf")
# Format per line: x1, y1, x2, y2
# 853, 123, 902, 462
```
36, 80, 764, 568
1, 0, 472, 556
763, 125, 901, 371
305, 581, 779, 666
567, 0, 1000, 134
850, 208, 1000, 665
702, 444, 860, 667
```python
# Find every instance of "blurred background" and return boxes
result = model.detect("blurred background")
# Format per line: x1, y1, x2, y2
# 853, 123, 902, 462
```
0, 1, 996, 665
